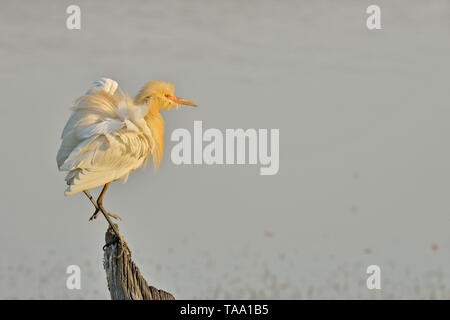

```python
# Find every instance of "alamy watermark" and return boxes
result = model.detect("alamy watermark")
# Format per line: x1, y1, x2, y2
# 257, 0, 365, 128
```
66, 265, 81, 290
170, 121, 279, 175
66, 5, 81, 30
366, 5, 381, 30
366, 265, 381, 290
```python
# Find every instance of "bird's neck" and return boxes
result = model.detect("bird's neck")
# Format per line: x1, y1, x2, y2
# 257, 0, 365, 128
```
144, 108, 165, 169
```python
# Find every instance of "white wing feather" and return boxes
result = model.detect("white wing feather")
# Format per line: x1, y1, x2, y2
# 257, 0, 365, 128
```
56, 78, 154, 196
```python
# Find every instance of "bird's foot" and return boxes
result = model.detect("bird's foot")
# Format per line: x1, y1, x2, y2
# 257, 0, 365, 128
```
89, 209, 122, 221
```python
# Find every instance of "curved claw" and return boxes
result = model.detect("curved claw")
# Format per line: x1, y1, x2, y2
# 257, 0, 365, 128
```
89, 209, 100, 221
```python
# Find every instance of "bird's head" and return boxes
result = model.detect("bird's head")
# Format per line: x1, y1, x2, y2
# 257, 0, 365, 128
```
134, 81, 197, 111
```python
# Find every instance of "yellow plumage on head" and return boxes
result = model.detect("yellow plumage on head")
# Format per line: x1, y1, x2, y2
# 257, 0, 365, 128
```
134, 81, 176, 110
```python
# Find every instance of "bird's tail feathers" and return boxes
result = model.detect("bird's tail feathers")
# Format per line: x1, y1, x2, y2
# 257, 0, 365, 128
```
64, 169, 115, 196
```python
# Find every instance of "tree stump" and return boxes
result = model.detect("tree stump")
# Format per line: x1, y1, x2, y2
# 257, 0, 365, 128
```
103, 224, 175, 300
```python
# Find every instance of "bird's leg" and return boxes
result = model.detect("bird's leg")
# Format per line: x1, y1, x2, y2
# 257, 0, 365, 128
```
83, 190, 99, 215
88, 183, 121, 221
83, 187, 125, 256
88, 185, 105, 220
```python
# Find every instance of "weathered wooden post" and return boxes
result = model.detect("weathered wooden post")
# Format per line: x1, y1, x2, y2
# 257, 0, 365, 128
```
103, 224, 175, 300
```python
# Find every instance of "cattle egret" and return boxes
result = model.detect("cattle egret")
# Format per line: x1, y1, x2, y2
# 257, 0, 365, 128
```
57, 78, 197, 223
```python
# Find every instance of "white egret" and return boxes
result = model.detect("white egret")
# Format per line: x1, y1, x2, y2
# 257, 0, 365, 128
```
57, 78, 197, 223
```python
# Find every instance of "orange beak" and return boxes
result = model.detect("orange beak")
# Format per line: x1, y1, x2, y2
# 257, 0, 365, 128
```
167, 95, 197, 107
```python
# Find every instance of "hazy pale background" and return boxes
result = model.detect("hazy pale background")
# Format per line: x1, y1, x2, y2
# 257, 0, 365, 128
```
0, 0, 449, 299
